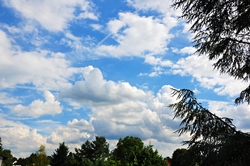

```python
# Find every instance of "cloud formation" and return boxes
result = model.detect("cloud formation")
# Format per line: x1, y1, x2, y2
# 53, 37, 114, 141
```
12, 91, 62, 118
3, 0, 98, 31
96, 12, 172, 57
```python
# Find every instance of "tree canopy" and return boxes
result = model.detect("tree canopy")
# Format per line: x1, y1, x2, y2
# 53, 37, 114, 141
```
50, 142, 69, 166
111, 136, 167, 166
75, 136, 109, 165
169, 88, 250, 165
172, 0, 250, 104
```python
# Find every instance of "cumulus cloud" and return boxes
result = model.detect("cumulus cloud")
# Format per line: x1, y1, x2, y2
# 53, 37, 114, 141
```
0, 127, 47, 157
59, 66, 151, 105
12, 91, 62, 118
96, 12, 172, 57
208, 101, 250, 131
47, 126, 91, 144
0, 30, 81, 90
60, 66, 183, 143
3, 0, 98, 31
172, 54, 248, 97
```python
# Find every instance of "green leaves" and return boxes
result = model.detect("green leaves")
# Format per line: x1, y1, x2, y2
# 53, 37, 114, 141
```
111, 136, 167, 166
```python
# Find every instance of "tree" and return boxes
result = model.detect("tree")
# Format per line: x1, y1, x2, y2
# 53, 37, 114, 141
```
171, 148, 187, 166
0, 149, 13, 166
0, 138, 13, 166
112, 136, 144, 165
75, 136, 109, 165
34, 145, 50, 166
50, 142, 69, 166
0, 137, 3, 152
172, 0, 250, 104
111, 136, 167, 166
169, 88, 250, 165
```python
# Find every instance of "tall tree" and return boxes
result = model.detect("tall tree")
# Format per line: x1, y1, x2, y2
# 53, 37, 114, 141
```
0, 138, 13, 166
34, 145, 50, 166
0, 149, 13, 166
75, 136, 109, 164
169, 88, 250, 165
111, 136, 167, 166
112, 136, 144, 165
0, 137, 3, 152
50, 142, 69, 166
172, 0, 250, 104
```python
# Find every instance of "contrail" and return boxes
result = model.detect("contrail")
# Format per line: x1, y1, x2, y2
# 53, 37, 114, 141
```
97, 33, 112, 46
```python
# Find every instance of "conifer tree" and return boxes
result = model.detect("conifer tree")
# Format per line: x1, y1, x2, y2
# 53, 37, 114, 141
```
172, 0, 250, 104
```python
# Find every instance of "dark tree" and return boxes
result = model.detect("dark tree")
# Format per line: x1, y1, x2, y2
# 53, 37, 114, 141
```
111, 136, 167, 166
172, 0, 250, 104
75, 136, 109, 164
112, 136, 144, 165
0, 137, 3, 152
50, 142, 69, 166
171, 148, 187, 166
169, 88, 250, 166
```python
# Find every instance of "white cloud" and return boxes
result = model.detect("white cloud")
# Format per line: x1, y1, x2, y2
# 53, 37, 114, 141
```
96, 12, 172, 57
3, 0, 98, 31
208, 101, 250, 131
59, 66, 151, 105
47, 126, 91, 144
90, 24, 102, 31
0, 30, 81, 90
126, 0, 181, 15
145, 55, 173, 66
172, 46, 197, 55
172, 54, 248, 97
0, 92, 20, 104
0, 127, 47, 157
12, 91, 62, 118
59, 66, 184, 143
68, 118, 94, 132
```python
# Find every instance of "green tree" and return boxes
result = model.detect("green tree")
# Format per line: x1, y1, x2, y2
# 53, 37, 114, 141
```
169, 88, 250, 166
65, 152, 80, 166
75, 136, 109, 165
0, 149, 13, 166
0, 138, 13, 166
0, 137, 3, 152
171, 148, 197, 166
34, 145, 50, 166
50, 142, 69, 166
112, 136, 144, 165
172, 0, 250, 104
171, 148, 186, 166
111, 136, 167, 166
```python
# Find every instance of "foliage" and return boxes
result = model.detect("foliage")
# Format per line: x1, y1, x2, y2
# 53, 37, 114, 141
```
169, 88, 250, 166
0, 149, 13, 166
1, 136, 167, 166
112, 136, 144, 165
0, 137, 14, 166
112, 136, 167, 166
0, 137, 3, 152
172, 0, 250, 104
75, 136, 109, 165
50, 142, 69, 166
171, 148, 187, 166
34, 145, 50, 166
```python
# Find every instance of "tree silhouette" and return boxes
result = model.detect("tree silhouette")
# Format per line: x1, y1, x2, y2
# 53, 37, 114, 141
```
172, 0, 250, 104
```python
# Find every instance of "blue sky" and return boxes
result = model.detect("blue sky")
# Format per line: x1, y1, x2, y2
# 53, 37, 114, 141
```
0, 0, 249, 158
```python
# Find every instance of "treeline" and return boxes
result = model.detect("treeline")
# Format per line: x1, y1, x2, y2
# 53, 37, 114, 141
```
0, 136, 169, 166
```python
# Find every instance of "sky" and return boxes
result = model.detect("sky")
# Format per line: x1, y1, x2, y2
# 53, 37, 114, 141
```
0, 0, 249, 158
